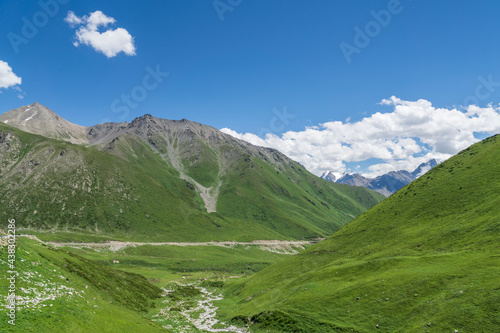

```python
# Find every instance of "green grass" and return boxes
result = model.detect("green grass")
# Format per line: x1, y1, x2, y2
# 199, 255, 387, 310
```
216, 153, 384, 239
181, 138, 220, 188
217, 134, 500, 332
0, 238, 165, 333
57, 243, 308, 284
0, 122, 383, 242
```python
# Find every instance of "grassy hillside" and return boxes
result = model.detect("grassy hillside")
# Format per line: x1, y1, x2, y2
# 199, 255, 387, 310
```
218, 134, 500, 332
0, 238, 164, 333
216, 152, 384, 239
0, 122, 383, 242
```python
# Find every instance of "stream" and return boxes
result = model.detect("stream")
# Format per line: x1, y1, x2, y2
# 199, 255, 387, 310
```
180, 287, 247, 332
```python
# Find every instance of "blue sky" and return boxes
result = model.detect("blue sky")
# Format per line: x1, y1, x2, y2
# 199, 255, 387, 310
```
1, 0, 500, 176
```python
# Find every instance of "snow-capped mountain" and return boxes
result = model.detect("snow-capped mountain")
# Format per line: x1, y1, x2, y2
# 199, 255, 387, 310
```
320, 171, 338, 182
322, 159, 438, 197
412, 159, 438, 178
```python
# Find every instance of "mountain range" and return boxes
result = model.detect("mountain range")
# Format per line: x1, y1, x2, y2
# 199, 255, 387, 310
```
0, 103, 384, 242
321, 159, 438, 196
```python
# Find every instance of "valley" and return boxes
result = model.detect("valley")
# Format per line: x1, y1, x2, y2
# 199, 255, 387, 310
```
0, 236, 306, 332
0, 104, 498, 332
2, 3, 499, 332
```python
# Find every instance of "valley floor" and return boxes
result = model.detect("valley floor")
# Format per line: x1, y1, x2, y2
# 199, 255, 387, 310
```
1, 236, 308, 332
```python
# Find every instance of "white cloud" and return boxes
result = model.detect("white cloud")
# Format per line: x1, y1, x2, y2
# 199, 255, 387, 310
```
65, 11, 136, 58
65, 11, 83, 27
0, 60, 22, 90
221, 97, 500, 177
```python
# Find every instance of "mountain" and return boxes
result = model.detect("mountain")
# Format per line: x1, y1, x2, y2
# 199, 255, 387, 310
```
0, 102, 88, 144
319, 170, 337, 182
335, 172, 372, 187
0, 103, 384, 242
412, 159, 438, 178
219, 135, 500, 332
324, 159, 438, 196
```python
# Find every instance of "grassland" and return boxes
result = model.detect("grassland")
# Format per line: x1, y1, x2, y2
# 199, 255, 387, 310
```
56, 242, 309, 284
1, 135, 498, 332
216, 134, 500, 332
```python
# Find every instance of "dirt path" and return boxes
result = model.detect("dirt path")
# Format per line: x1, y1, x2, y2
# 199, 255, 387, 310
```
47, 239, 320, 252
47, 240, 319, 252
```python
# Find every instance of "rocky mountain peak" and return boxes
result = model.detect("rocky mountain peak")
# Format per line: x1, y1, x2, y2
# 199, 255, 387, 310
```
0, 102, 88, 144
129, 113, 158, 127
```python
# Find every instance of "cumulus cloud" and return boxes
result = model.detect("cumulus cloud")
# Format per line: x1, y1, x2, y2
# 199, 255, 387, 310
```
0, 60, 22, 90
221, 97, 500, 177
65, 11, 136, 58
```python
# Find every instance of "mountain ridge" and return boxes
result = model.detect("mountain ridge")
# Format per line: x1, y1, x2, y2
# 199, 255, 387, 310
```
0, 103, 384, 242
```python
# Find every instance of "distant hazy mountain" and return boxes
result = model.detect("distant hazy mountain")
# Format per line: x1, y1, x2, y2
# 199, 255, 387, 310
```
322, 159, 438, 196
0, 102, 384, 242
